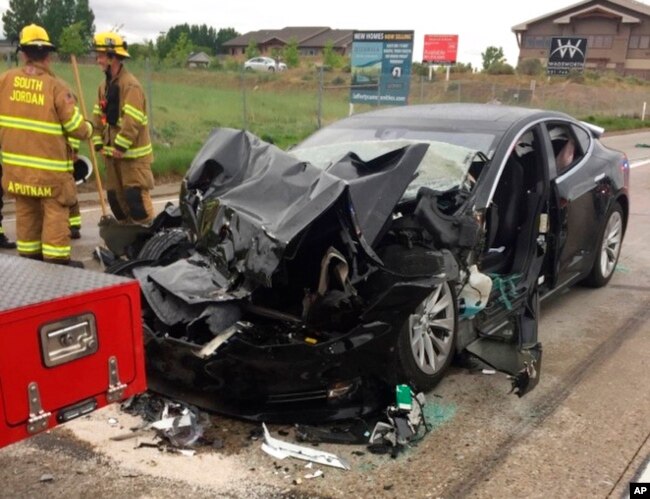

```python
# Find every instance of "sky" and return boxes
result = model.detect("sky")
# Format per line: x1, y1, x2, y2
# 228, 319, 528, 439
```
0, 0, 603, 67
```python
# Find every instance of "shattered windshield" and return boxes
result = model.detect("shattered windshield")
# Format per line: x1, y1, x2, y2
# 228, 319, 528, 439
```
290, 139, 480, 196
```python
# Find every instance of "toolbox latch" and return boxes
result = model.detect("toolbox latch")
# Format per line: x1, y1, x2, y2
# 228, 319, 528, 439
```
107, 356, 127, 403
27, 382, 51, 435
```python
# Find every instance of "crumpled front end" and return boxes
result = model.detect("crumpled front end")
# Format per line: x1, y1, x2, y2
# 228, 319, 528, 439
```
132, 128, 464, 421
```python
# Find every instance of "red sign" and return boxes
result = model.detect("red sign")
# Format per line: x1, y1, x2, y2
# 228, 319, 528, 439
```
423, 34, 458, 64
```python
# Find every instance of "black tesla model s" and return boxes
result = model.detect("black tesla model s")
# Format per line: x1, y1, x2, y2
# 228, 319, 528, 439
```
109, 103, 629, 422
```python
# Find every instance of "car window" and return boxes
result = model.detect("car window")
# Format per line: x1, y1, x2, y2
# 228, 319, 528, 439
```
298, 126, 498, 156
546, 122, 585, 176
290, 139, 479, 196
571, 124, 590, 154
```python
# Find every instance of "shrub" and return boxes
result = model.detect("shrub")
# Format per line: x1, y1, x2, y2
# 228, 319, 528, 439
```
566, 70, 585, 83
487, 62, 515, 75
517, 58, 544, 76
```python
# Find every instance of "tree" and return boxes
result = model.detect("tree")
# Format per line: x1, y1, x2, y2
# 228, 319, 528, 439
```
57, 21, 85, 59
215, 27, 239, 54
481, 46, 505, 71
154, 24, 231, 57
73, 0, 94, 42
245, 39, 259, 59
164, 32, 193, 67
41, 0, 75, 47
127, 40, 155, 60
283, 38, 299, 68
323, 40, 343, 69
2, 0, 95, 46
2, 0, 44, 43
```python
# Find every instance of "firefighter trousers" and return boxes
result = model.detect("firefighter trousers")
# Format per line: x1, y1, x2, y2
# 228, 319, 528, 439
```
104, 157, 154, 224
69, 200, 81, 229
15, 196, 71, 263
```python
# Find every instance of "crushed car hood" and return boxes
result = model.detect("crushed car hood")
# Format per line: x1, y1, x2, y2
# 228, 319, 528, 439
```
181, 128, 430, 286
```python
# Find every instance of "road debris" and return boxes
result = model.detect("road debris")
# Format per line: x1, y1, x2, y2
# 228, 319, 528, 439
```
119, 394, 205, 449
261, 423, 351, 470
368, 386, 428, 457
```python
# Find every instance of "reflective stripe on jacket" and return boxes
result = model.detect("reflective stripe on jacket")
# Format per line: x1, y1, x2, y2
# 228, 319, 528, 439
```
0, 62, 91, 196
93, 66, 153, 162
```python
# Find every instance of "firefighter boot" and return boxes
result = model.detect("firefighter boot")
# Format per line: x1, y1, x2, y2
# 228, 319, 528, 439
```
0, 233, 16, 249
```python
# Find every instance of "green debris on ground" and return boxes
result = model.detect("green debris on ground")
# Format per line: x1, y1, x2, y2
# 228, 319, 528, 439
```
422, 400, 457, 430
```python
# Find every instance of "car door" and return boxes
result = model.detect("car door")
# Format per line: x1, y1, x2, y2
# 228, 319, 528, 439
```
545, 120, 601, 288
466, 121, 549, 396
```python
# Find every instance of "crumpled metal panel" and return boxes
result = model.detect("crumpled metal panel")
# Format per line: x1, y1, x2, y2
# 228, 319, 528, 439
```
182, 128, 429, 286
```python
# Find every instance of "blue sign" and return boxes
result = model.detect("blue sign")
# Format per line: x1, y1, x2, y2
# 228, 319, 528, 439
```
350, 31, 414, 105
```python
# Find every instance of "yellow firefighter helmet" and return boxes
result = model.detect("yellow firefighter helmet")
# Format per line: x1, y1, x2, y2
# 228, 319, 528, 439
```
18, 24, 56, 50
93, 32, 130, 58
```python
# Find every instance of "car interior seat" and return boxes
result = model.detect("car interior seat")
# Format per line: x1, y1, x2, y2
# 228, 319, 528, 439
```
482, 154, 525, 273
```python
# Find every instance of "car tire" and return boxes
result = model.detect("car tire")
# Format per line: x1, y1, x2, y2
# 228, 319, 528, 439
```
583, 201, 624, 288
396, 281, 458, 391
268, 66, 275, 72
137, 228, 192, 266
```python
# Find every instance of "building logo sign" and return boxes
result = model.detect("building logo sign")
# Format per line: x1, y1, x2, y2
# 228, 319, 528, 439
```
350, 31, 414, 106
547, 37, 588, 75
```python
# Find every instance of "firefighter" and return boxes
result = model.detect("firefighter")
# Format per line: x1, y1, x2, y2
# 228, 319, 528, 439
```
0, 24, 91, 266
0, 163, 17, 249
92, 32, 154, 225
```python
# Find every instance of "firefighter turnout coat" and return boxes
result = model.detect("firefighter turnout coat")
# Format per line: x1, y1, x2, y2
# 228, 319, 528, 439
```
0, 62, 91, 204
92, 65, 153, 163
92, 64, 154, 223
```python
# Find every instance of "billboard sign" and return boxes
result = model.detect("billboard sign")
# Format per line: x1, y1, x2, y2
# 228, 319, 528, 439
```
350, 31, 414, 106
423, 34, 458, 64
547, 37, 588, 75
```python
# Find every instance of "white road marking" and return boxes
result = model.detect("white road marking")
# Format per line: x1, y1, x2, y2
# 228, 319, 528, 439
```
630, 158, 650, 169
639, 456, 650, 481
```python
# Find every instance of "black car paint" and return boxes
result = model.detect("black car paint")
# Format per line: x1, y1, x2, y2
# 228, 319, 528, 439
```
107, 104, 628, 422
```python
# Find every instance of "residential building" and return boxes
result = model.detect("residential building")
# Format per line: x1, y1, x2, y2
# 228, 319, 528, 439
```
223, 27, 353, 57
512, 0, 650, 78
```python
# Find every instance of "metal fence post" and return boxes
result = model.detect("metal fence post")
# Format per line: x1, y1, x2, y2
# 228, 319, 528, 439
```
420, 75, 424, 103
317, 66, 323, 129
145, 58, 155, 138
240, 66, 248, 130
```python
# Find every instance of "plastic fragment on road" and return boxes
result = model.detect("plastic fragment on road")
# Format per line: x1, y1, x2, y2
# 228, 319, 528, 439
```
261, 423, 351, 470
305, 469, 324, 479
149, 404, 204, 448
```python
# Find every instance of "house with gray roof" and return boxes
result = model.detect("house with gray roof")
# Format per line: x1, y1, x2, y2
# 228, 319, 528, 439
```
187, 51, 211, 68
223, 27, 354, 57
513, 0, 650, 78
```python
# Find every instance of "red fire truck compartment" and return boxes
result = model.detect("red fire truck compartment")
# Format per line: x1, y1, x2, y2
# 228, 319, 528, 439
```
0, 254, 147, 448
